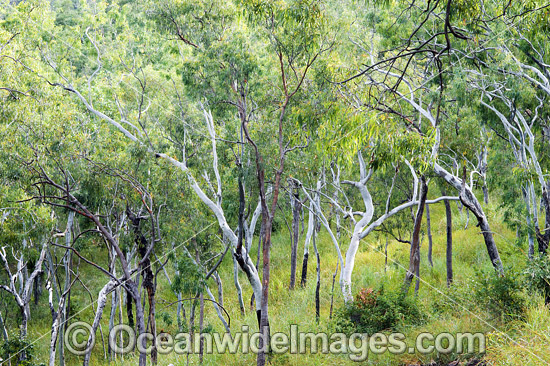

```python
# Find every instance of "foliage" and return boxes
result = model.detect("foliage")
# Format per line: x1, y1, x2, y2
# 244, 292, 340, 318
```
333, 287, 423, 334
474, 269, 527, 322
171, 254, 206, 295
524, 255, 550, 302
1, 0, 550, 364
0, 336, 45, 366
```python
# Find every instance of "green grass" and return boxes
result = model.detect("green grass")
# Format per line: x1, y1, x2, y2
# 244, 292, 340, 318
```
11, 194, 546, 365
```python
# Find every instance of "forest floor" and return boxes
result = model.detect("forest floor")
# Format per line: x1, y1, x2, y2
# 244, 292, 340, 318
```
21, 192, 550, 365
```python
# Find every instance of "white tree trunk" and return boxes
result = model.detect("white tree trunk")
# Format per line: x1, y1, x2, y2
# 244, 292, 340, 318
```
83, 279, 118, 366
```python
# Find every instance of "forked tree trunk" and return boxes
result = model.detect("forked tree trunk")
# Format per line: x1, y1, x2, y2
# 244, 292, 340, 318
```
83, 280, 118, 366
232, 254, 245, 316
128, 210, 157, 365
434, 162, 503, 272
403, 177, 428, 295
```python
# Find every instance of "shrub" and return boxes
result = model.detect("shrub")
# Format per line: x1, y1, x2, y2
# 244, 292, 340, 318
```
334, 287, 423, 334
0, 336, 45, 366
524, 255, 550, 304
474, 269, 526, 322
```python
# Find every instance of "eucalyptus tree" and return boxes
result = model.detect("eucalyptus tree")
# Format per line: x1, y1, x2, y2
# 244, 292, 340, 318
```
462, 8, 550, 256
294, 144, 460, 302
0, 152, 51, 348
402, 176, 428, 296
473, 77, 549, 256
46, 211, 77, 366
0, 0, 266, 336
0, 241, 47, 340
336, 0, 506, 273
234, 3, 331, 363
157, 2, 333, 364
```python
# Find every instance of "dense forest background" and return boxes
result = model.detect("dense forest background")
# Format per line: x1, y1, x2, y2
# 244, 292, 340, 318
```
0, 0, 550, 365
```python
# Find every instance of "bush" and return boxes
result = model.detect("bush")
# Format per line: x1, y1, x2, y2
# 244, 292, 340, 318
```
524, 255, 550, 304
334, 287, 423, 334
474, 269, 526, 322
0, 336, 45, 366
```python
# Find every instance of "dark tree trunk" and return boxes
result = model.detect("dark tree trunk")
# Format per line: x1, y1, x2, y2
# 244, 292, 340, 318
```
536, 181, 550, 255
127, 281, 147, 366
33, 272, 42, 305
199, 291, 205, 364
127, 209, 157, 365
312, 220, 321, 322
258, 217, 273, 364
300, 253, 308, 287
235, 172, 247, 316
443, 194, 453, 287
426, 204, 433, 267
126, 289, 134, 328
434, 163, 503, 272
189, 296, 197, 347
256, 219, 263, 270
415, 243, 421, 295
289, 186, 300, 290
329, 261, 338, 319
403, 177, 428, 295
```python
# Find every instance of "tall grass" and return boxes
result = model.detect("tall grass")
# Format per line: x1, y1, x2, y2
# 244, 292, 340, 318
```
15, 193, 546, 365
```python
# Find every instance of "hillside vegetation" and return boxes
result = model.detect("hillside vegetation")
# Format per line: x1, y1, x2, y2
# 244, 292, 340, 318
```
1, 1, 549, 366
